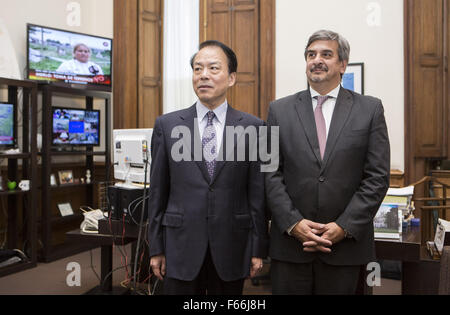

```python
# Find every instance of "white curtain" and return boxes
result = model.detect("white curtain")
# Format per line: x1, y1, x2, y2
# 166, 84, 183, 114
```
163, 0, 199, 114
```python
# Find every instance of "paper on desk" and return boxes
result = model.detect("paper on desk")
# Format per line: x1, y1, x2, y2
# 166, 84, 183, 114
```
387, 186, 414, 196
383, 195, 408, 205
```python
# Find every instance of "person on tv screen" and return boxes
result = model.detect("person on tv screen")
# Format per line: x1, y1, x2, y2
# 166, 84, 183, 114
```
56, 43, 104, 76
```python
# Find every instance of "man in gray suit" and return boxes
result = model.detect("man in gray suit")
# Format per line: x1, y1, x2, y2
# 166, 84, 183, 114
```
265, 30, 390, 294
148, 40, 268, 295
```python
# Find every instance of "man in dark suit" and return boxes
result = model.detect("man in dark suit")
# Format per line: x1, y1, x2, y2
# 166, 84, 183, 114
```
148, 40, 268, 295
265, 30, 390, 294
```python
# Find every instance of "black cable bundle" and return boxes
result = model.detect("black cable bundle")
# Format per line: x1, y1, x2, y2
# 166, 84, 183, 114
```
132, 143, 150, 293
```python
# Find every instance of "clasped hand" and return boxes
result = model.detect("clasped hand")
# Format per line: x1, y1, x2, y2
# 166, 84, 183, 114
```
290, 219, 345, 253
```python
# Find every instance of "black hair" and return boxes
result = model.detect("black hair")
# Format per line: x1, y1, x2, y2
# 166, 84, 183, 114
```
190, 40, 238, 74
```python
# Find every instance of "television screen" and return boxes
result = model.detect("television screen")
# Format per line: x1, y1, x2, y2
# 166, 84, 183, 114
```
52, 107, 100, 146
27, 24, 112, 89
0, 102, 16, 148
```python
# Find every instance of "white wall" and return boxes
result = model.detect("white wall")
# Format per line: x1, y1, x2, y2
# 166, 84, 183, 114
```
0, 0, 113, 78
0, 0, 113, 161
276, 0, 404, 171
0, 0, 405, 171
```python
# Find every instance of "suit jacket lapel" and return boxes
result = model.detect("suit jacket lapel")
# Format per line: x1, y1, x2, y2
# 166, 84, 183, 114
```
178, 104, 211, 183
321, 87, 353, 171
294, 91, 322, 164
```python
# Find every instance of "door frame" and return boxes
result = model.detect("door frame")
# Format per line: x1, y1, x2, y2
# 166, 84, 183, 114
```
200, 0, 275, 119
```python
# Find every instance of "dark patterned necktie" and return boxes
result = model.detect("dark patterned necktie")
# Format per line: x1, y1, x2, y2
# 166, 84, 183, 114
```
202, 111, 217, 179
314, 95, 329, 159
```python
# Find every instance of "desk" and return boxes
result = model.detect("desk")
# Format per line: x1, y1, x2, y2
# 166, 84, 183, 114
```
376, 226, 421, 261
373, 226, 440, 295
66, 228, 137, 295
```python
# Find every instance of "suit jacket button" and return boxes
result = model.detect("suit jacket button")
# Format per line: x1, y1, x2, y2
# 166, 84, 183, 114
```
209, 187, 214, 192
319, 176, 325, 182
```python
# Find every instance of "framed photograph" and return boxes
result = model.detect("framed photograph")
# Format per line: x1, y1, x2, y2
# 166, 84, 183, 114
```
374, 203, 402, 239
342, 62, 364, 94
57, 202, 74, 217
434, 218, 450, 255
58, 170, 74, 185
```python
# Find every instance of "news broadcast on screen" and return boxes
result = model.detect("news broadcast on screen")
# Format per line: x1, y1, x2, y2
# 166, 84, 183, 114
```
27, 24, 112, 87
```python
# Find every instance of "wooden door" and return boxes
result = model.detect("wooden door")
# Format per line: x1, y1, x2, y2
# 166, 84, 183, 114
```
200, 0, 275, 118
405, 0, 449, 183
114, 0, 272, 126
113, 0, 162, 129
138, 0, 163, 128
410, 0, 446, 158
447, 0, 450, 158
113, 0, 138, 129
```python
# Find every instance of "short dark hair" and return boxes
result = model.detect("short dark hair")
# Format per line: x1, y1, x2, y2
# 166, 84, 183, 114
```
190, 40, 238, 74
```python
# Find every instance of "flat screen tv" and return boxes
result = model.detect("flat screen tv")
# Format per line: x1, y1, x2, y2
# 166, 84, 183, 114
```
52, 107, 100, 146
0, 102, 16, 149
27, 24, 112, 90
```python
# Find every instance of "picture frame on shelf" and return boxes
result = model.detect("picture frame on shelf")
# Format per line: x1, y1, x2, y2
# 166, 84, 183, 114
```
57, 202, 74, 217
342, 62, 364, 94
58, 170, 73, 185
374, 203, 402, 239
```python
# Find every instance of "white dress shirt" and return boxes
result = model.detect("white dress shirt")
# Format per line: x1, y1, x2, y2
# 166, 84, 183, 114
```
196, 100, 228, 153
310, 84, 340, 139
287, 84, 341, 235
